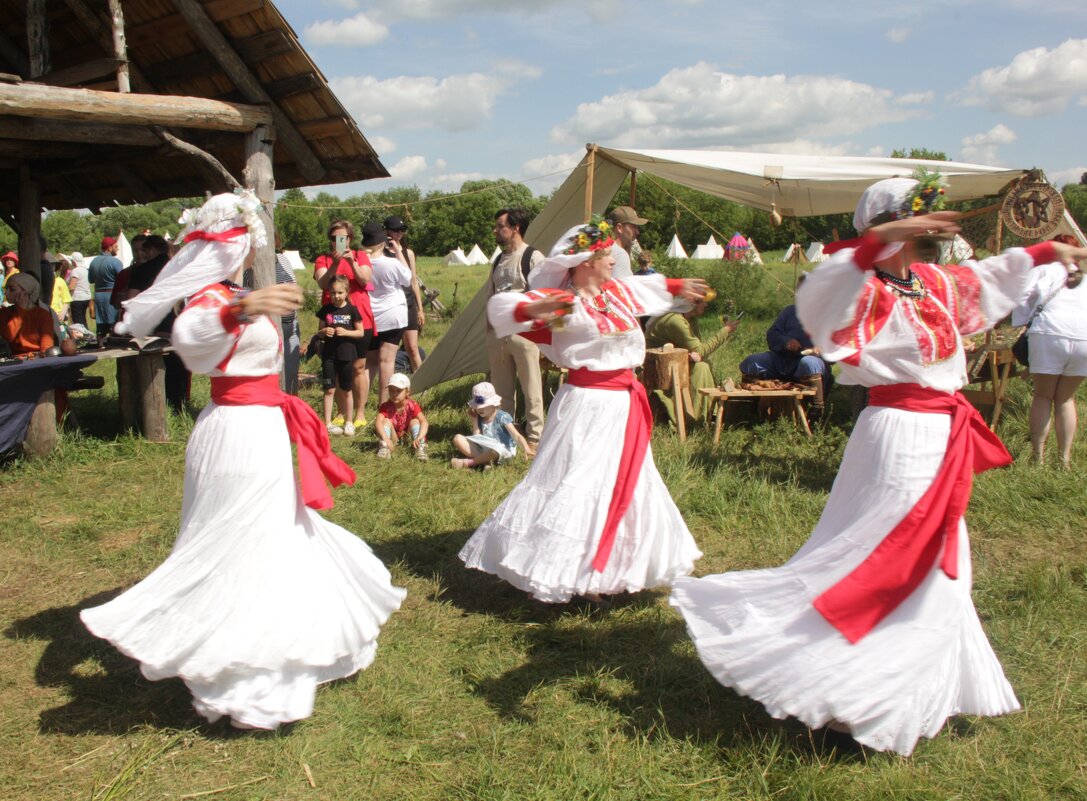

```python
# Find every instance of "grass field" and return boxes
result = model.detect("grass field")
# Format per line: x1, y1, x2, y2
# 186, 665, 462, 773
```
1, 256, 1085, 800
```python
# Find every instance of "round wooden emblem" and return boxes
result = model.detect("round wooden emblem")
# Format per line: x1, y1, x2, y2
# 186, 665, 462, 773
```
1001, 180, 1064, 239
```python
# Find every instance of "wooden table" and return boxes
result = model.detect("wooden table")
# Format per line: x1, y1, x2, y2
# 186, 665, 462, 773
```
963, 343, 1017, 429
699, 386, 817, 442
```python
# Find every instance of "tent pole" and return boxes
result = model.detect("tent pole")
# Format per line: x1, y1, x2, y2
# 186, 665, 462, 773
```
584, 144, 596, 223
629, 170, 637, 207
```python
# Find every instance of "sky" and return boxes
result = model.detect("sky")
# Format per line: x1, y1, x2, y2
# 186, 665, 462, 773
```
276, 0, 1087, 199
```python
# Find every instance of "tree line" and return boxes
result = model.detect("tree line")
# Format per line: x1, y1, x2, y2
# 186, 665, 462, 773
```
4, 163, 1085, 261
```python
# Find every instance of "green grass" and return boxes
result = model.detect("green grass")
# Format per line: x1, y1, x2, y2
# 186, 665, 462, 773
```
1, 259, 1085, 800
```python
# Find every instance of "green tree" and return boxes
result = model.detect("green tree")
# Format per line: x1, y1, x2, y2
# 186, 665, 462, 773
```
275, 188, 327, 260
890, 147, 949, 161
41, 210, 92, 254
1062, 183, 1087, 232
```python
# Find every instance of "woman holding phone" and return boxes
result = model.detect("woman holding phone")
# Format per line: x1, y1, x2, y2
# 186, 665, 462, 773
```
313, 220, 375, 430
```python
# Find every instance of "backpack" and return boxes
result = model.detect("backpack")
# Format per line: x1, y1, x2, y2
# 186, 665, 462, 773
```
492, 246, 538, 290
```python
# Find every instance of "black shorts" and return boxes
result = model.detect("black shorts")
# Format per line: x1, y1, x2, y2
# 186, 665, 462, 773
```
322, 358, 354, 391
354, 327, 374, 358
369, 326, 406, 350
403, 288, 420, 331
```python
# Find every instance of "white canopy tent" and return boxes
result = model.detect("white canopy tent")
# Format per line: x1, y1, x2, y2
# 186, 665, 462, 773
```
665, 234, 688, 259
281, 249, 306, 272
805, 242, 828, 263
443, 248, 469, 266
691, 236, 725, 260
465, 244, 489, 265
410, 145, 1059, 393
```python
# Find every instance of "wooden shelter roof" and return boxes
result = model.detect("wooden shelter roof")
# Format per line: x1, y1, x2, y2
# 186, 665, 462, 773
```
0, 0, 388, 216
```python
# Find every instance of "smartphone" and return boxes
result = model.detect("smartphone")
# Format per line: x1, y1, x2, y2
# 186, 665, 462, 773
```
335, 233, 348, 253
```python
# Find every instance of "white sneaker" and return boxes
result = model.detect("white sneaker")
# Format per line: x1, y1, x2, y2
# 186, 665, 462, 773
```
377, 444, 391, 459
415, 442, 429, 461
327, 423, 344, 436
343, 422, 356, 436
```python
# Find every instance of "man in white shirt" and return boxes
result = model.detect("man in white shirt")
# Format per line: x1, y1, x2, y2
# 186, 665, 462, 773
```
606, 206, 649, 280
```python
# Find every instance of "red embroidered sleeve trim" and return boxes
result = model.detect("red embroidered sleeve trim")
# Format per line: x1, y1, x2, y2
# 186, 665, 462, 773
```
664, 278, 684, 296
513, 301, 532, 323
219, 302, 242, 334
1026, 242, 1058, 267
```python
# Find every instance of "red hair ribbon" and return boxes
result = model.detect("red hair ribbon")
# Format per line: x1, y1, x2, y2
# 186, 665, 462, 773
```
183, 226, 250, 244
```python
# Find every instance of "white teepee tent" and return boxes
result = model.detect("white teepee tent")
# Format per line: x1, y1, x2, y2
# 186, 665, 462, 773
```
490, 246, 502, 262
443, 248, 469, 266
743, 239, 764, 265
117, 231, 134, 268
805, 242, 828, 263
665, 234, 688, 259
465, 244, 489, 265
691, 235, 725, 260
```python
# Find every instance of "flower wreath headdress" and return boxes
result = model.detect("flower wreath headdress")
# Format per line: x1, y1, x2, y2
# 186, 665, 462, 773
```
563, 216, 615, 255
868, 168, 948, 227
176, 188, 267, 249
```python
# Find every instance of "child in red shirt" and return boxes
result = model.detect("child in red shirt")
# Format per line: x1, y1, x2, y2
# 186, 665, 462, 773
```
374, 373, 428, 460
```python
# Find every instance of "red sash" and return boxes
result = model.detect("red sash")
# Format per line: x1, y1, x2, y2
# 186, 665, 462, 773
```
813, 384, 1011, 643
183, 226, 249, 244
210, 375, 356, 511
566, 368, 652, 572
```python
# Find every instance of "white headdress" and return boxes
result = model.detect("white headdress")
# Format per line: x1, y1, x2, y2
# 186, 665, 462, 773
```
114, 190, 266, 337
528, 222, 616, 290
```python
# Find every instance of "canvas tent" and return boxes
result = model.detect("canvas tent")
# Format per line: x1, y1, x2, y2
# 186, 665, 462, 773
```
490, 246, 502, 262
691, 236, 725, 260
411, 145, 1073, 393
465, 244, 489, 265
281, 250, 307, 272
726, 232, 750, 261
805, 242, 828, 263
744, 240, 764, 265
444, 248, 469, 266
665, 234, 688, 259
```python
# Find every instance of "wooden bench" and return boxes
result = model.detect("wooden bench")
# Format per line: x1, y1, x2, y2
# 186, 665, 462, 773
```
699, 384, 817, 442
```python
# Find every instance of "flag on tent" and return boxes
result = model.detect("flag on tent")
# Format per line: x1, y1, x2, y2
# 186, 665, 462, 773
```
726, 232, 749, 261
444, 248, 469, 266
465, 244, 489, 265
805, 242, 828, 263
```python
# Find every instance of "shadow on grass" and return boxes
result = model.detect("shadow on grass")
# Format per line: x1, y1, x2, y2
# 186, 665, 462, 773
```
3, 590, 272, 738
472, 613, 866, 763
377, 527, 865, 763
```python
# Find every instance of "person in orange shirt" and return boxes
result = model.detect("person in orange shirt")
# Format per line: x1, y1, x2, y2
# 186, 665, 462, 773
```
0, 272, 55, 355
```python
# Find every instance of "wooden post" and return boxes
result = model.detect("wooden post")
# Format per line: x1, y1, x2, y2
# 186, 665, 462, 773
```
136, 353, 169, 441
23, 389, 57, 457
26, 0, 50, 79
108, 0, 131, 93
584, 144, 596, 223
17, 165, 41, 277
244, 123, 276, 290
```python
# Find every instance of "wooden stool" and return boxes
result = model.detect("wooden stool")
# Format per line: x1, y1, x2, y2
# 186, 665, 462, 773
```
699, 384, 816, 442
643, 345, 694, 441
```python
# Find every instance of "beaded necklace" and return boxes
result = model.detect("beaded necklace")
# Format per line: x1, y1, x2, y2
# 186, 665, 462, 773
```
876, 268, 926, 298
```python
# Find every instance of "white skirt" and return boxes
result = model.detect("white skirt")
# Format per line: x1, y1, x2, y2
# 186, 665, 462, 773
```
81, 402, 405, 729
670, 405, 1020, 755
459, 383, 702, 603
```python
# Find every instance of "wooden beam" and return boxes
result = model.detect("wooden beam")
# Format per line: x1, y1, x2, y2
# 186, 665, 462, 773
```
38, 57, 126, 87
142, 30, 295, 85
169, 0, 326, 183
27, 0, 51, 79
245, 124, 275, 291
0, 115, 160, 146
60, 0, 154, 93
0, 140, 87, 159
264, 72, 322, 100
114, 165, 156, 202
108, 0, 131, 93
154, 127, 241, 190
17, 165, 41, 274
128, 0, 265, 43
295, 116, 348, 140
0, 83, 273, 132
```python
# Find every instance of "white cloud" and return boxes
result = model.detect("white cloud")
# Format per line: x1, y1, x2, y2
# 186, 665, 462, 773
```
887, 26, 910, 43
367, 135, 396, 155
431, 171, 486, 189
304, 12, 389, 46
1048, 165, 1087, 188
957, 38, 1087, 116
896, 91, 934, 105
389, 155, 428, 180
521, 151, 584, 179
550, 62, 925, 149
959, 124, 1017, 165
331, 73, 510, 131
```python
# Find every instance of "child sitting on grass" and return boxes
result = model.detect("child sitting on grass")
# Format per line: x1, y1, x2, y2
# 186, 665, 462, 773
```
451, 381, 528, 469
375, 373, 429, 460
316, 275, 366, 436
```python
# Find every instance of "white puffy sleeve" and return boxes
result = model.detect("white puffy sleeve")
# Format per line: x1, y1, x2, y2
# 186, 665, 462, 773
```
610, 274, 691, 317
171, 287, 241, 374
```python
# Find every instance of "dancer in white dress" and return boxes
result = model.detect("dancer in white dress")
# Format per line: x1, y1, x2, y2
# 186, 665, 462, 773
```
81, 193, 405, 729
459, 220, 707, 603
671, 174, 1087, 755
